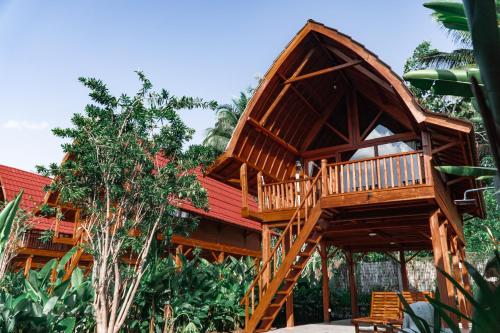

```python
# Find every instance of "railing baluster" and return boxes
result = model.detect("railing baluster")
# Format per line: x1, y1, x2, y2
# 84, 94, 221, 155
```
364, 161, 369, 191
340, 165, 344, 193
417, 153, 423, 184
410, 154, 415, 185
403, 155, 409, 186
396, 157, 402, 187
357, 162, 362, 192
390, 157, 395, 187
347, 164, 352, 192
370, 160, 375, 190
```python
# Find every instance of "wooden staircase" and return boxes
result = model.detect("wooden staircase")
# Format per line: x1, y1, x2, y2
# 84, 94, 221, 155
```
241, 171, 325, 333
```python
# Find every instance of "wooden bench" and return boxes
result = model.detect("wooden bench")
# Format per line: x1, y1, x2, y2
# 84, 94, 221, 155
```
352, 291, 433, 333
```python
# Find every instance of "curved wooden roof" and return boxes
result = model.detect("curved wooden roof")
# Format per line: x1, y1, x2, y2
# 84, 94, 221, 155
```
208, 20, 478, 195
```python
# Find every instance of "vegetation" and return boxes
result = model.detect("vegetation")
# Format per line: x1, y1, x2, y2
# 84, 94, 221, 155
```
0, 193, 23, 280
203, 87, 254, 154
36, 73, 216, 333
0, 248, 94, 332
400, 251, 500, 333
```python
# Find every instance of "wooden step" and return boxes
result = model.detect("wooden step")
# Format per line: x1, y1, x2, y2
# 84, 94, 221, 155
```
277, 290, 289, 295
291, 264, 303, 270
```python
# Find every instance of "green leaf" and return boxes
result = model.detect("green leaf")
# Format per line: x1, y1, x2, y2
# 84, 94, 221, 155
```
42, 296, 58, 315
56, 317, 76, 333
70, 267, 83, 288
435, 165, 497, 177
404, 68, 482, 97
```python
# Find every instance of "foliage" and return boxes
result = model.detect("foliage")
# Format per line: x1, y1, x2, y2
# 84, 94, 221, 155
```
399, 251, 500, 333
127, 249, 254, 332
0, 248, 94, 332
203, 89, 251, 154
0, 193, 26, 280
36, 72, 217, 332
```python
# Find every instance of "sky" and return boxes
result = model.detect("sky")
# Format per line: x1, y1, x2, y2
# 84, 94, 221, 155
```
0, 1, 455, 172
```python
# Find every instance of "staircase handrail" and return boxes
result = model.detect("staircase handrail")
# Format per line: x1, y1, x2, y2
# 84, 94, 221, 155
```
241, 169, 322, 304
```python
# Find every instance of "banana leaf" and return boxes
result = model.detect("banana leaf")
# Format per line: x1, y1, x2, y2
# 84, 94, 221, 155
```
0, 192, 23, 254
435, 165, 497, 177
424, 1, 470, 31
403, 68, 482, 97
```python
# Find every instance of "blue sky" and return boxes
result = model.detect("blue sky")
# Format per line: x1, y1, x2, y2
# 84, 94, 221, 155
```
0, 1, 455, 171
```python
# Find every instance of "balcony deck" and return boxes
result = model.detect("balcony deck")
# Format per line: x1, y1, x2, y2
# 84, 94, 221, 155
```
253, 151, 435, 223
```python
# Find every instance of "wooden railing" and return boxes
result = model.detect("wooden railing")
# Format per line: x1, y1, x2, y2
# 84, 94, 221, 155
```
325, 151, 426, 195
242, 170, 323, 327
260, 176, 316, 212
256, 151, 426, 213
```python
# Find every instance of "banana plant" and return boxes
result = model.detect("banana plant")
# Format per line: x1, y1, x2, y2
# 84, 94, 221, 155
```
399, 251, 500, 333
0, 192, 23, 257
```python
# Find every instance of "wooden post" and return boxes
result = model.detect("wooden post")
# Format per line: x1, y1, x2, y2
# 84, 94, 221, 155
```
429, 212, 454, 323
284, 236, 294, 327
240, 163, 249, 215
321, 159, 328, 196
175, 245, 183, 270
217, 251, 225, 264
458, 244, 473, 318
346, 250, 359, 318
257, 171, 263, 212
439, 221, 459, 324
421, 131, 433, 185
321, 242, 331, 322
399, 250, 409, 291
262, 224, 271, 287
24, 255, 33, 277
451, 237, 469, 329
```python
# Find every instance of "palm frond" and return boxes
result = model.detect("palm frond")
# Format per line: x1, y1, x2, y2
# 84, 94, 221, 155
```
419, 49, 475, 69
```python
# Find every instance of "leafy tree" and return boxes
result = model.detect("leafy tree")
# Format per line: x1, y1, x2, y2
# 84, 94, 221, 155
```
37, 72, 216, 333
203, 87, 253, 154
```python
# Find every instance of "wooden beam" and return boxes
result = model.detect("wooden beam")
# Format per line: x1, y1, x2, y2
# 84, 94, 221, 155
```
300, 88, 346, 152
247, 117, 299, 155
431, 141, 461, 155
303, 131, 418, 159
324, 44, 394, 93
361, 110, 383, 140
439, 221, 459, 325
285, 239, 294, 327
262, 224, 271, 287
284, 60, 362, 84
171, 235, 261, 258
260, 48, 315, 125
240, 163, 249, 213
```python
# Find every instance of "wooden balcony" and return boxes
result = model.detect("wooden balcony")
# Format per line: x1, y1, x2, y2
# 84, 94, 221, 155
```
251, 151, 434, 222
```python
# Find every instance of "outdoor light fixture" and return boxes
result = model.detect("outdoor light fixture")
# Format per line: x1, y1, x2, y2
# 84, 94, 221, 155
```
390, 242, 396, 245
454, 187, 494, 206
368, 232, 377, 237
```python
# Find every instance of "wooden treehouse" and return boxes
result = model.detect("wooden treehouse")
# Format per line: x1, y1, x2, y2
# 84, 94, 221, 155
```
209, 20, 483, 332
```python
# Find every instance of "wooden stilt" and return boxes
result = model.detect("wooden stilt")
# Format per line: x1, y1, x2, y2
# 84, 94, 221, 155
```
451, 237, 469, 329
24, 255, 33, 277
458, 244, 473, 318
439, 220, 458, 325
262, 224, 271, 288
399, 250, 409, 291
429, 212, 455, 326
346, 250, 359, 318
285, 238, 294, 327
175, 245, 183, 270
321, 241, 331, 322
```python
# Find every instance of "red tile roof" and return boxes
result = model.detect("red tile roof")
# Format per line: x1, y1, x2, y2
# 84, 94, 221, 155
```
0, 163, 260, 234
156, 156, 260, 231
0, 164, 74, 234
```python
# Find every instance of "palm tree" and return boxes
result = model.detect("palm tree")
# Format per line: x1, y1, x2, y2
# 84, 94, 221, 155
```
203, 89, 251, 154
419, 1, 475, 69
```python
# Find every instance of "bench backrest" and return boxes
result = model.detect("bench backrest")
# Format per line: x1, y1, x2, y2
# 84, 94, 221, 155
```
369, 291, 401, 320
369, 291, 433, 320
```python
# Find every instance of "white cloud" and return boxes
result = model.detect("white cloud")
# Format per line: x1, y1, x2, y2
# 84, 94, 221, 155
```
2, 120, 49, 130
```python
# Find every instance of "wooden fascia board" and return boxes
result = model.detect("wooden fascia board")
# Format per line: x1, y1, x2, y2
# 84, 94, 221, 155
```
171, 235, 261, 258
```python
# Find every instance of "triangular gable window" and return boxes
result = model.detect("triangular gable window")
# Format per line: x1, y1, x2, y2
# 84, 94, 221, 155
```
350, 125, 415, 161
